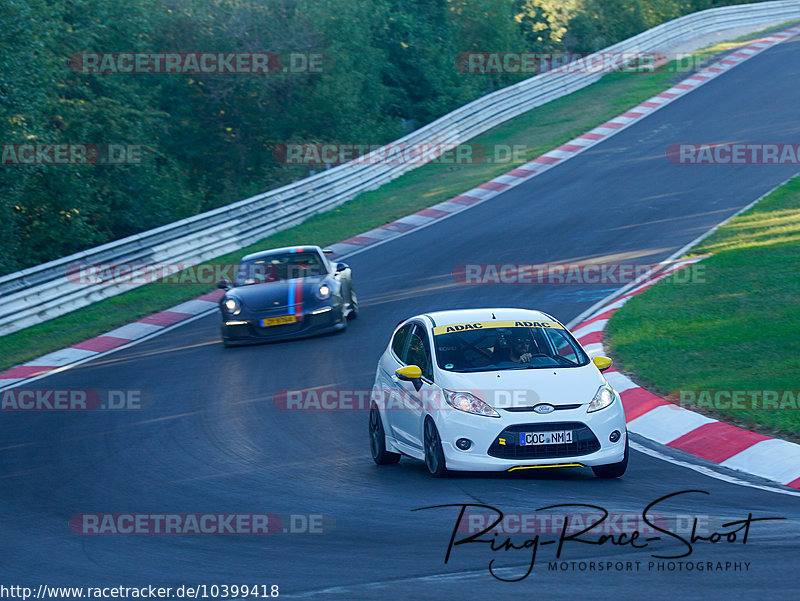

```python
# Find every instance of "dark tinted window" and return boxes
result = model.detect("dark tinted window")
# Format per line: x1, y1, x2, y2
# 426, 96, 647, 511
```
391, 324, 413, 359
405, 325, 432, 380
236, 251, 326, 285
433, 325, 587, 372
547, 328, 581, 364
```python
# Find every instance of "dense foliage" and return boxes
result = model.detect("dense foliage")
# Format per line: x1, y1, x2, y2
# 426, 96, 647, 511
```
0, 0, 762, 273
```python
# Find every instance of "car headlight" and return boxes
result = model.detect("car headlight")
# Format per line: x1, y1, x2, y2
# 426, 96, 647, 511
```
223, 297, 241, 315
444, 390, 500, 418
316, 284, 331, 300
587, 384, 615, 413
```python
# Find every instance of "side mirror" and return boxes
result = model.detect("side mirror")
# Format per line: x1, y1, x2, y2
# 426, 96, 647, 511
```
336, 262, 349, 273
395, 365, 423, 391
217, 280, 230, 290
322, 248, 334, 254
592, 356, 613, 372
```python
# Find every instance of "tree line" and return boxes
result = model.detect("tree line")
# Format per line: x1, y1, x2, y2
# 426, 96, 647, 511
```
0, 0, 759, 274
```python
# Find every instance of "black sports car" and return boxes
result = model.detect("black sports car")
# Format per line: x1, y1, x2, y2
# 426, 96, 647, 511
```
218, 245, 358, 346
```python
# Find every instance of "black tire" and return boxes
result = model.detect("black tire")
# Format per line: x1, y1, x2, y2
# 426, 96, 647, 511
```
347, 288, 359, 320
592, 436, 629, 478
370, 406, 400, 465
424, 418, 448, 478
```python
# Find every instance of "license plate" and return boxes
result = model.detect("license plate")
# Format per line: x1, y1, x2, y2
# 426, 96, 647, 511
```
260, 315, 297, 327
519, 430, 573, 446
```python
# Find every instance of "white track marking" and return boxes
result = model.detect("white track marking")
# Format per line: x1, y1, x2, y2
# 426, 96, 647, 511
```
630, 441, 800, 498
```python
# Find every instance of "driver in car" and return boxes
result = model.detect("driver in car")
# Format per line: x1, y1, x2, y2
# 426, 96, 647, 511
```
510, 335, 535, 363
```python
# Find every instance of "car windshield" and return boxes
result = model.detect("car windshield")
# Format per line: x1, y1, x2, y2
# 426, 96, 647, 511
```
235, 251, 327, 285
433, 321, 589, 372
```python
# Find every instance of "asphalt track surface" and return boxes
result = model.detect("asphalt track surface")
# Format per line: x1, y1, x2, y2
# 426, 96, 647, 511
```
2, 36, 800, 600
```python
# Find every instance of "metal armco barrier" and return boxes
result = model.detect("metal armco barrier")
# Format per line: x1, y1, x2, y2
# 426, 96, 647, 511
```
2, 1, 799, 337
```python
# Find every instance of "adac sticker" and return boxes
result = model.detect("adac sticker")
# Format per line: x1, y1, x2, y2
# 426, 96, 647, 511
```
432, 320, 563, 335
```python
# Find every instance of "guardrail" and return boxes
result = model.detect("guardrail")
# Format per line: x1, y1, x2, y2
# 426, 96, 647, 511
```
3, 0, 799, 337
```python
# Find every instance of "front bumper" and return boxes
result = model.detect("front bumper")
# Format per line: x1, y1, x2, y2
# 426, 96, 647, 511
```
221, 305, 344, 344
434, 399, 627, 472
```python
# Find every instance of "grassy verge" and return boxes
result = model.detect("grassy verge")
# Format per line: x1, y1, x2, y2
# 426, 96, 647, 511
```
605, 175, 800, 439
2, 23, 793, 373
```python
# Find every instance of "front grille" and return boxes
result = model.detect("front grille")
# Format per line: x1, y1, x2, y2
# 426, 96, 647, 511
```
256, 306, 296, 318
488, 421, 600, 459
503, 404, 582, 412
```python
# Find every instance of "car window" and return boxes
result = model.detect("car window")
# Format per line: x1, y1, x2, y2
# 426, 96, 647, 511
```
236, 251, 326, 285
545, 328, 581, 364
405, 324, 433, 381
391, 324, 413, 360
432, 321, 588, 372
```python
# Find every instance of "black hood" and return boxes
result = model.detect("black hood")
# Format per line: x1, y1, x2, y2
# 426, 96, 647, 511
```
229, 276, 328, 311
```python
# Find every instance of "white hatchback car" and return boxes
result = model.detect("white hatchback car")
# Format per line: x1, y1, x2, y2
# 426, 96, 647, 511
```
369, 308, 628, 477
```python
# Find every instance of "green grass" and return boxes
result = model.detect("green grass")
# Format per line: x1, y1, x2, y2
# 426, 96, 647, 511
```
2, 23, 793, 373
605, 175, 800, 439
